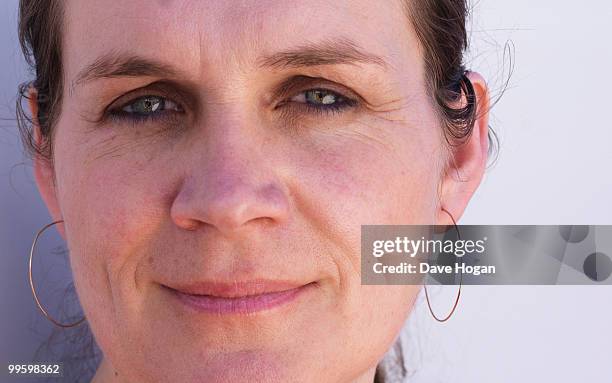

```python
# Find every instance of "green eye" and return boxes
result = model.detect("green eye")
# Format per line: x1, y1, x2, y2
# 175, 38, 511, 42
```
122, 96, 181, 115
292, 89, 344, 105
306, 90, 340, 105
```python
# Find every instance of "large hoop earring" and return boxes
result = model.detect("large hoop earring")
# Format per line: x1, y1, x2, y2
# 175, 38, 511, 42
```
28, 219, 86, 328
423, 207, 462, 322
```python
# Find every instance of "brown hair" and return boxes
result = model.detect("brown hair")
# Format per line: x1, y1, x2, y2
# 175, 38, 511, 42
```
407, 0, 479, 144
16, 0, 497, 165
17, 0, 64, 162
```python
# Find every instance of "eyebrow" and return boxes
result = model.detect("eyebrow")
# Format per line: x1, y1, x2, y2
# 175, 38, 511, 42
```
258, 37, 388, 69
72, 52, 183, 91
72, 37, 388, 90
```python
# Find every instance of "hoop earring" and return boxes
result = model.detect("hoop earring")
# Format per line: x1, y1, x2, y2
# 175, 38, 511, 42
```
28, 219, 86, 328
423, 207, 462, 322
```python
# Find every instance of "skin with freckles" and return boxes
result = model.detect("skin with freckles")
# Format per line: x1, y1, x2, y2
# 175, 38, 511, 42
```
31, 0, 490, 382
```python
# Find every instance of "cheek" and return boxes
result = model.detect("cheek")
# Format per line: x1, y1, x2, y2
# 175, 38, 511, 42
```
52, 130, 179, 343
284, 116, 443, 265
62, 156, 175, 275
55, 122, 182, 255
280, 115, 440, 327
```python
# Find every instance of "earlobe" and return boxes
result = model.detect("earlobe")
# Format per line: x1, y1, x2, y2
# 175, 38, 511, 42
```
28, 87, 65, 238
437, 71, 490, 225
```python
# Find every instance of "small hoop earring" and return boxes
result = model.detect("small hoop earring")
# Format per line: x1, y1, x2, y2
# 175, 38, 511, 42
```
28, 219, 86, 328
423, 207, 462, 322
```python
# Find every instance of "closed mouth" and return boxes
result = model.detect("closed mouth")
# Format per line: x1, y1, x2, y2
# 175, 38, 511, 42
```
162, 280, 317, 315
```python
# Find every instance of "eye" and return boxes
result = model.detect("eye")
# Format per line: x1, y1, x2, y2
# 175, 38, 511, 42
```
106, 94, 186, 126
121, 95, 182, 116
290, 89, 354, 110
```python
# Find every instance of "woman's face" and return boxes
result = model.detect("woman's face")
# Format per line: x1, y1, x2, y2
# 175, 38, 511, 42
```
34, 0, 487, 382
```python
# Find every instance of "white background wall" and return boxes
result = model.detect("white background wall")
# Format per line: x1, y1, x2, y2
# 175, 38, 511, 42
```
1, 1, 611, 382
409, 1, 612, 381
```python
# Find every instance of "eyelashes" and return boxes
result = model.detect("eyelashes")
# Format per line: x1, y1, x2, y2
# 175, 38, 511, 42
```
107, 95, 184, 125
104, 80, 359, 127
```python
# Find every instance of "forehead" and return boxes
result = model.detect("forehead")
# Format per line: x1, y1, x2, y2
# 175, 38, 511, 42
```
62, 0, 424, 100
63, 0, 420, 83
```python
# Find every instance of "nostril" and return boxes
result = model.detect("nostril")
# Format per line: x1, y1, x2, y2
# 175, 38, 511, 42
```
170, 208, 203, 231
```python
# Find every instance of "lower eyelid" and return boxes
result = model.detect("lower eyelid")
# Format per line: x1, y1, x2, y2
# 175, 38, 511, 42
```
289, 99, 357, 117
106, 109, 182, 125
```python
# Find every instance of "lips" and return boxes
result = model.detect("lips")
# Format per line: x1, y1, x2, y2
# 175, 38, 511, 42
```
163, 280, 316, 315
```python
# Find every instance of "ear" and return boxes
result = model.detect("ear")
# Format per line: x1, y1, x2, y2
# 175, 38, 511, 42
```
29, 87, 66, 238
437, 72, 490, 225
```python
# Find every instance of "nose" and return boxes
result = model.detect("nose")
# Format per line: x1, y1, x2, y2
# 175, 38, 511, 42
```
170, 128, 290, 236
